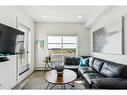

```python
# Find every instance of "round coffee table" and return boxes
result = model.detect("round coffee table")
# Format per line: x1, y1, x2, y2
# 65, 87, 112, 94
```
44, 69, 77, 89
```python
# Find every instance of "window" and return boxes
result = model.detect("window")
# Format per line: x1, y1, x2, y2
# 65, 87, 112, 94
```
62, 36, 77, 56
48, 36, 78, 57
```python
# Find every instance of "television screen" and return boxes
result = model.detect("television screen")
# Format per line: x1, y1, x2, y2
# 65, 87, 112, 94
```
0, 23, 24, 55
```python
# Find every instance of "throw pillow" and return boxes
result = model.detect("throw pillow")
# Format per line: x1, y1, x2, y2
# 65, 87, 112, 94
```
79, 57, 89, 66
88, 57, 94, 67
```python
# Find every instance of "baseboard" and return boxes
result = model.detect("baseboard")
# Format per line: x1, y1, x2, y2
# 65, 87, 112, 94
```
35, 67, 44, 70
35, 67, 50, 70
18, 69, 34, 83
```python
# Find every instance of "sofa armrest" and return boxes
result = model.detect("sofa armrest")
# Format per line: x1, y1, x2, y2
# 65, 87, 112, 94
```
91, 78, 127, 89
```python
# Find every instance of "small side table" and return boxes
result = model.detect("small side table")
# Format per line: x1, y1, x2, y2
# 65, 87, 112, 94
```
43, 60, 54, 71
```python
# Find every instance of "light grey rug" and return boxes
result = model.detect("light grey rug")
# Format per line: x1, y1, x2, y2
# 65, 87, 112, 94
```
14, 71, 86, 90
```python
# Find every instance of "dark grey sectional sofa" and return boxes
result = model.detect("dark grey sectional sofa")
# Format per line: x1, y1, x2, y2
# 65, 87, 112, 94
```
64, 56, 90, 75
78, 57, 127, 89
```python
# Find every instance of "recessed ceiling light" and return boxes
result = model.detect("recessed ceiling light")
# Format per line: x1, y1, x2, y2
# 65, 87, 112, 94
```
78, 15, 83, 19
43, 15, 47, 18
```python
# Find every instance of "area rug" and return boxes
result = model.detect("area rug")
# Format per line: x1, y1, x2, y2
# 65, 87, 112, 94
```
22, 78, 85, 90
14, 71, 86, 90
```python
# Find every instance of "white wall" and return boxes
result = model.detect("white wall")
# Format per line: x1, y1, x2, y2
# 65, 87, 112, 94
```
90, 7, 127, 65
35, 22, 90, 68
0, 6, 34, 89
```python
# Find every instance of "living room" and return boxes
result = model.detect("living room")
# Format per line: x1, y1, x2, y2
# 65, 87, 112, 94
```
0, 2, 127, 93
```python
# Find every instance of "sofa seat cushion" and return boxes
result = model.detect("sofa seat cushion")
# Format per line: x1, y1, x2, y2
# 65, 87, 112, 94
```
78, 66, 96, 74
100, 61, 127, 78
83, 72, 104, 84
92, 58, 105, 73
92, 78, 127, 89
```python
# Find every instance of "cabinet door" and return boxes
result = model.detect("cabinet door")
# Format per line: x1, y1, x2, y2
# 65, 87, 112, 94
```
0, 55, 17, 89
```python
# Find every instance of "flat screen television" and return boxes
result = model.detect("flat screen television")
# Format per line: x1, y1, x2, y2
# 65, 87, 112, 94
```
0, 23, 24, 55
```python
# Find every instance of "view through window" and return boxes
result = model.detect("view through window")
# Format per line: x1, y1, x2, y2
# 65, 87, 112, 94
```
48, 36, 77, 59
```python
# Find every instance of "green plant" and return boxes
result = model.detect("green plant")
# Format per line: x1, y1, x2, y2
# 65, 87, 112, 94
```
55, 65, 64, 72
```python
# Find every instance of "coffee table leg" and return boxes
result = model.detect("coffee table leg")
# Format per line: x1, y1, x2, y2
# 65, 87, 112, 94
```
68, 82, 75, 87
61, 85, 63, 89
63, 84, 66, 89
50, 84, 56, 89
46, 83, 50, 89
72, 82, 75, 87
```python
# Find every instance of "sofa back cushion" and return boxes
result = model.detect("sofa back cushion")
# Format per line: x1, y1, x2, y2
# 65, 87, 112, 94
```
73, 57, 80, 65
92, 58, 105, 72
100, 61, 127, 78
64, 57, 80, 65
64, 57, 74, 65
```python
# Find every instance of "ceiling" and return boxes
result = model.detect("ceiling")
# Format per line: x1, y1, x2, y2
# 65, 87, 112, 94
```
21, 6, 108, 24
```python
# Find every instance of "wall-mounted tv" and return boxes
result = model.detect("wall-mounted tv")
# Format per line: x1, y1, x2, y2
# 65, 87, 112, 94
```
0, 23, 24, 55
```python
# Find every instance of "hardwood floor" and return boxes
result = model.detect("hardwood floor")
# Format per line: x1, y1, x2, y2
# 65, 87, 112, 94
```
13, 70, 86, 90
